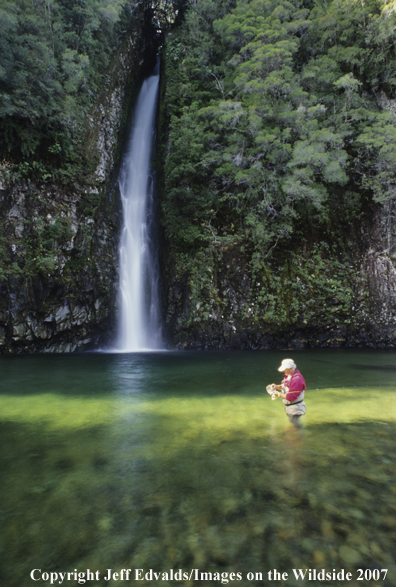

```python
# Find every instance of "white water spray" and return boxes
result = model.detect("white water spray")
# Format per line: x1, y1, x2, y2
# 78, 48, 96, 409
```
116, 64, 162, 351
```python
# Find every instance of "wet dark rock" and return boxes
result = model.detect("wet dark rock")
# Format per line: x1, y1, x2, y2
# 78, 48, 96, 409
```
163, 197, 396, 350
0, 12, 156, 354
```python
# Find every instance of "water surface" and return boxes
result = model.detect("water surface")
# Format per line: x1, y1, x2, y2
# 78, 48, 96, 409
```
1, 350, 395, 586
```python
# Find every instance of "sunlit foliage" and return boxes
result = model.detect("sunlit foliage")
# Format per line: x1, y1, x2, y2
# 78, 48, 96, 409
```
163, 0, 396, 252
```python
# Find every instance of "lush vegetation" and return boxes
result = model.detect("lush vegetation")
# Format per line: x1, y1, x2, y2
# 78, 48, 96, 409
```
160, 0, 396, 338
1, 0, 395, 344
0, 0, 141, 179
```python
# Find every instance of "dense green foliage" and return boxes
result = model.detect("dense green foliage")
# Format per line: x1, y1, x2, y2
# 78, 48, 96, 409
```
161, 0, 396, 335
0, 0, 136, 175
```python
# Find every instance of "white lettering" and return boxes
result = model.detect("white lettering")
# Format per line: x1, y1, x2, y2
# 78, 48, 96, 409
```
104, 569, 112, 581
293, 569, 308, 580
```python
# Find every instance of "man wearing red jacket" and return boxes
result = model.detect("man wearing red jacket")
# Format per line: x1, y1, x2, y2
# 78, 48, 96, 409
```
271, 358, 306, 427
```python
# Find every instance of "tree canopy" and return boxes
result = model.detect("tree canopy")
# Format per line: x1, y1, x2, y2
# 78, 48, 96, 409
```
0, 0, 140, 173
162, 0, 396, 256
160, 0, 396, 333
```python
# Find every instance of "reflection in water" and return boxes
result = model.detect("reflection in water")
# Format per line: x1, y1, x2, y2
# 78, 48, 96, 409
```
350, 363, 396, 372
0, 350, 395, 586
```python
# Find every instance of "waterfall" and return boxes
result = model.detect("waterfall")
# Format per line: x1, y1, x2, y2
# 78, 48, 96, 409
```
116, 63, 162, 352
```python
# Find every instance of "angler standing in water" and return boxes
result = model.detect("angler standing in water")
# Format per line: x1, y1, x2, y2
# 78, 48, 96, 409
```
269, 359, 306, 428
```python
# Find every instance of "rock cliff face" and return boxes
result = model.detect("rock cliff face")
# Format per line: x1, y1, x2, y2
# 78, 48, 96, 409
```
357, 198, 396, 346
0, 12, 155, 353
0, 181, 119, 352
162, 199, 396, 350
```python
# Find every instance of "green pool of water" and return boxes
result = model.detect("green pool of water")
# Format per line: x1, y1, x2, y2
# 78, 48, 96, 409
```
1, 349, 395, 586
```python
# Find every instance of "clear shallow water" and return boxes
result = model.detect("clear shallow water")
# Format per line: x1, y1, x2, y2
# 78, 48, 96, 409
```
1, 350, 396, 587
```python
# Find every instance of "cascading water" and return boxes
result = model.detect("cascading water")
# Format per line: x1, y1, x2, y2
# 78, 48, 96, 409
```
116, 63, 162, 352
